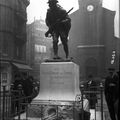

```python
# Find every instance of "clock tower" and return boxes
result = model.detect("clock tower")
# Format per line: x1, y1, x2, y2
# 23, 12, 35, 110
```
78, 0, 103, 44
68, 0, 118, 79
81, 0, 105, 78
69, 0, 105, 79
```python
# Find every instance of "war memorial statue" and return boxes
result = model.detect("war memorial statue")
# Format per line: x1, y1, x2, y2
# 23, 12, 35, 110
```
45, 0, 72, 60
27, 1, 90, 120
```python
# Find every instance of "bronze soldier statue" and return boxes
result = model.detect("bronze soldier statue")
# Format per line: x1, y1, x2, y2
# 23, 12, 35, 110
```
45, 0, 72, 59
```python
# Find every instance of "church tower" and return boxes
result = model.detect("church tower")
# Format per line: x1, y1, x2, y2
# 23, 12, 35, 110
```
69, 0, 105, 79
78, 0, 103, 44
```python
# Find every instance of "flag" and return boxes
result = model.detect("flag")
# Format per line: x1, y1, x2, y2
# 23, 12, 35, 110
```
102, 0, 119, 38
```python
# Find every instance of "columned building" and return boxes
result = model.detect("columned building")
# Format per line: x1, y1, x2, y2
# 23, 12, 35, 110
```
0, 0, 30, 89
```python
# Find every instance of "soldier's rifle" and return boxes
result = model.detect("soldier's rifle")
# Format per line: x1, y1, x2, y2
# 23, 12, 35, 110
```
45, 7, 73, 37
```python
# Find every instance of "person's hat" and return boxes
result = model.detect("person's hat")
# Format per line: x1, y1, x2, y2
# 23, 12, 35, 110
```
47, 0, 58, 4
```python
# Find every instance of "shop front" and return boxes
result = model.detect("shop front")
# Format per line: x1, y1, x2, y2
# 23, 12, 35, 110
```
0, 61, 32, 90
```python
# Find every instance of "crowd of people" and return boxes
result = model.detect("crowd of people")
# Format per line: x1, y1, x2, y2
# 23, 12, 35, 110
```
11, 73, 40, 113
84, 75, 98, 109
82, 68, 119, 120
11, 68, 119, 120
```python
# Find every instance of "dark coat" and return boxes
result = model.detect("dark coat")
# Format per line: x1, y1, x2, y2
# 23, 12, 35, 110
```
23, 78, 33, 97
104, 73, 119, 102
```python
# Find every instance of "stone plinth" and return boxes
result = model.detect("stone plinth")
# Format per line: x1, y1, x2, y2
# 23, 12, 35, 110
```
33, 61, 80, 102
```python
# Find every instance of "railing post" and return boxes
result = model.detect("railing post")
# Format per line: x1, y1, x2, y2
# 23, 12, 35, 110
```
57, 105, 58, 120
10, 84, 15, 117
100, 83, 104, 120
26, 104, 28, 120
41, 105, 43, 120
73, 103, 74, 120
80, 84, 84, 120
18, 84, 22, 120
2, 85, 6, 120
10, 84, 14, 92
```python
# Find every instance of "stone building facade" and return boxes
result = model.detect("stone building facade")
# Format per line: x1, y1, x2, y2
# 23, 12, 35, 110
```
59, 0, 119, 81
26, 19, 52, 80
0, 0, 30, 89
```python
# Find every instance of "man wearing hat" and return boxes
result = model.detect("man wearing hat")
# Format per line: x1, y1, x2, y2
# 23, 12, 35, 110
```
104, 68, 119, 120
45, 0, 71, 59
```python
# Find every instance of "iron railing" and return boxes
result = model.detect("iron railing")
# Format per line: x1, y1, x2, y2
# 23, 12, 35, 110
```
0, 83, 105, 120
0, 85, 33, 120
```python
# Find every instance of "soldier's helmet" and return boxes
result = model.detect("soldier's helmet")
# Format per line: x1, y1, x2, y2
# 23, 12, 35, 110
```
47, 0, 58, 4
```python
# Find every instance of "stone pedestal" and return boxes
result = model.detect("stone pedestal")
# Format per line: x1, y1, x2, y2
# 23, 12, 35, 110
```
33, 61, 80, 102
27, 62, 89, 119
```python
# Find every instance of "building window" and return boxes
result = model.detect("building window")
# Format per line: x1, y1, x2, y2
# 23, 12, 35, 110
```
14, 41, 24, 59
35, 44, 46, 53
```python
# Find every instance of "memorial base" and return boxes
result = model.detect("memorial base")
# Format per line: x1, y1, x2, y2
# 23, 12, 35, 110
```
27, 61, 89, 119
34, 61, 80, 101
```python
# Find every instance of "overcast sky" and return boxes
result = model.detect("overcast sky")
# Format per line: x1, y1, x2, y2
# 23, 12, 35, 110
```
27, 0, 79, 24
27, 0, 119, 37
27, 0, 118, 24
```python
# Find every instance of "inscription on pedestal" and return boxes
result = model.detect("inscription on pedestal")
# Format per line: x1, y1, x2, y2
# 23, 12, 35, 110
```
34, 62, 80, 101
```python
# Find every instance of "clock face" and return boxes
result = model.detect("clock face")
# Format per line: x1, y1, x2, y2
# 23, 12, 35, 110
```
87, 5, 94, 12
